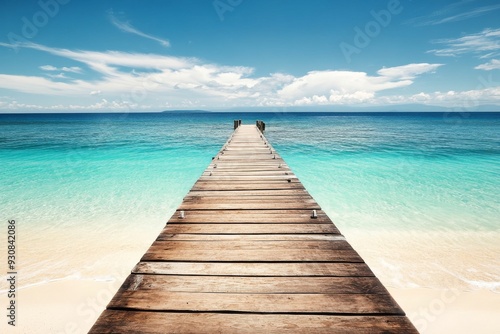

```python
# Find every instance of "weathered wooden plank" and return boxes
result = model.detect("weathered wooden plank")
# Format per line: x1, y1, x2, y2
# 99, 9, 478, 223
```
198, 176, 296, 182
157, 234, 343, 241
207, 162, 288, 167
148, 240, 354, 251
222, 151, 277, 155
204, 166, 291, 172
186, 189, 310, 197
170, 209, 328, 214
132, 261, 374, 277
179, 201, 321, 210
211, 156, 282, 161
206, 167, 286, 171
221, 149, 276, 153
141, 248, 363, 262
202, 171, 295, 176
181, 199, 316, 206
172, 209, 328, 214
223, 146, 273, 149
210, 159, 285, 164
119, 275, 388, 294
191, 183, 305, 190
196, 175, 299, 180
204, 170, 293, 175
218, 155, 280, 159
108, 291, 403, 315
192, 182, 301, 187
158, 224, 340, 235
168, 215, 333, 224
221, 151, 277, 155
167, 210, 332, 223
90, 311, 418, 334
214, 151, 278, 154
184, 191, 316, 200
224, 142, 267, 144
161, 224, 339, 234
184, 192, 316, 200
194, 178, 302, 184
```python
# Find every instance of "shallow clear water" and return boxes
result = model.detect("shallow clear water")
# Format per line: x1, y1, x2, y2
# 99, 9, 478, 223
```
1, 112, 499, 289
263, 113, 500, 232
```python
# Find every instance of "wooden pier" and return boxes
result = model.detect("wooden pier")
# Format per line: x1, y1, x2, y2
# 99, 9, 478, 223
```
90, 122, 418, 333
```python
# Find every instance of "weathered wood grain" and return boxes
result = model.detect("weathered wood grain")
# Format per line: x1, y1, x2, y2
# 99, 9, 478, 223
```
108, 291, 403, 314
202, 171, 296, 176
186, 189, 310, 197
179, 201, 321, 210
160, 223, 339, 234
182, 195, 315, 202
141, 248, 363, 262
156, 234, 343, 241
90, 311, 418, 334
118, 274, 388, 294
167, 209, 333, 224
147, 240, 354, 251
132, 261, 374, 277
191, 182, 305, 190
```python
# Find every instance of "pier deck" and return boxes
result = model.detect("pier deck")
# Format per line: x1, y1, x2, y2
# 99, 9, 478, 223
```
90, 124, 418, 333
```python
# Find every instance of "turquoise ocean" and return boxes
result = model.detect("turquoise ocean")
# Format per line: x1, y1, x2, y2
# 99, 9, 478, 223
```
1, 112, 499, 291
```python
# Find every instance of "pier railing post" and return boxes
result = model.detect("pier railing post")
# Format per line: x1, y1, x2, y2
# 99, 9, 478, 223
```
234, 120, 241, 130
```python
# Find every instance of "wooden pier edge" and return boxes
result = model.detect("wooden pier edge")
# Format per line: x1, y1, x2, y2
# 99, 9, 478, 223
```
89, 122, 418, 333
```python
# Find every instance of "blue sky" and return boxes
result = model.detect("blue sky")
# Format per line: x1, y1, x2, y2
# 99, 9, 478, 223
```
0, 0, 499, 112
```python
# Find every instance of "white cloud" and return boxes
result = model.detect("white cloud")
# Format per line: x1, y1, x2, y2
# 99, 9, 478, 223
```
26, 43, 191, 74
109, 11, 170, 47
278, 70, 401, 100
408, 3, 500, 26
414, 87, 500, 106
40, 65, 58, 71
0, 73, 85, 95
40, 65, 82, 73
2, 99, 153, 111
479, 52, 497, 59
48, 73, 68, 79
428, 28, 500, 57
410, 92, 431, 102
61, 66, 82, 73
475, 59, 500, 71
377, 63, 443, 79
0, 41, 498, 111
373, 87, 500, 108
278, 63, 441, 105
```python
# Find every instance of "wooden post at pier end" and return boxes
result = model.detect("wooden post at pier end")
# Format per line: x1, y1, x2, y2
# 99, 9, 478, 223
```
256, 120, 266, 133
89, 121, 418, 333
234, 119, 242, 130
